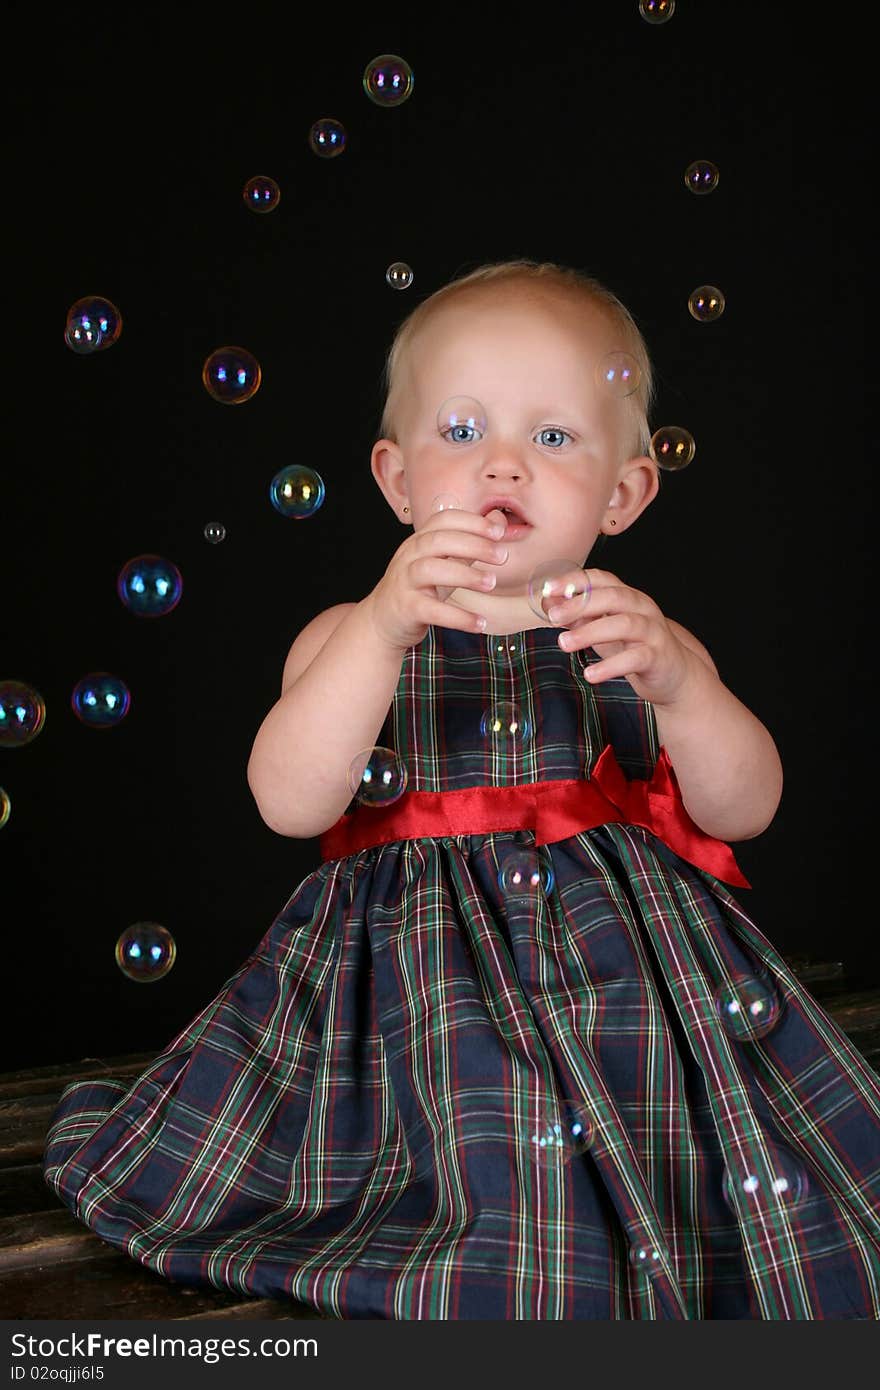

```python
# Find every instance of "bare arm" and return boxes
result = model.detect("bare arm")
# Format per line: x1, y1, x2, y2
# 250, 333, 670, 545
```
246, 596, 407, 839
653, 643, 783, 842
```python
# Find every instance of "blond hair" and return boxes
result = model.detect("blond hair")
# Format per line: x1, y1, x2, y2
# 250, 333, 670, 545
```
377, 258, 655, 458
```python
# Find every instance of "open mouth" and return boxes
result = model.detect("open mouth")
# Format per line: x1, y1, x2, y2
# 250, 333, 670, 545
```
497, 508, 531, 537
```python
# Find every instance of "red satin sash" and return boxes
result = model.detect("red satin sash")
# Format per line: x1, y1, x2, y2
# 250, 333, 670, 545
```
318, 743, 750, 888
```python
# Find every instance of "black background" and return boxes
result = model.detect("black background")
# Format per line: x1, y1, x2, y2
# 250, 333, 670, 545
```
1, 5, 869, 1074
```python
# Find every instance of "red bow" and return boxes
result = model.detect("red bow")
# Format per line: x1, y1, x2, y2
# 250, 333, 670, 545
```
318, 743, 750, 888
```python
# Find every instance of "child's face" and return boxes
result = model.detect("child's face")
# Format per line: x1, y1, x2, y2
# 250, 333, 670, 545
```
372, 291, 657, 603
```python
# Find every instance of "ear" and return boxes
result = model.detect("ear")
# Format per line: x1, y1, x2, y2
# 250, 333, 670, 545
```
609, 455, 660, 531
370, 438, 409, 518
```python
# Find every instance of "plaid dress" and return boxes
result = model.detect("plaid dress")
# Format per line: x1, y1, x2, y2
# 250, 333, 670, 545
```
43, 623, 880, 1319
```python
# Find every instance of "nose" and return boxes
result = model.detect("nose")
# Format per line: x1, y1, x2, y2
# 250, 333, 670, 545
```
479, 434, 529, 480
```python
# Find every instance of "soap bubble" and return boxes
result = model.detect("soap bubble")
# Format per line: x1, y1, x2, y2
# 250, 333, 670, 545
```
117, 555, 183, 618
480, 701, 533, 745
528, 1102, 594, 1167
0, 788, 10, 829
347, 746, 408, 806
269, 467, 325, 519
498, 849, 555, 899
363, 54, 414, 107
639, 0, 675, 21
487, 634, 527, 664
71, 674, 132, 729
242, 175, 281, 212
0, 680, 46, 748
649, 426, 695, 471
628, 1234, 668, 1275
528, 561, 591, 623
386, 262, 414, 289
309, 118, 347, 157
116, 922, 177, 983
688, 285, 725, 322
714, 975, 782, 1041
596, 351, 641, 397
204, 522, 226, 544
684, 159, 720, 195
65, 296, 122, 353
722, 1149, 810, 1221
202, 346, 261, 404
436, 397, 487, 443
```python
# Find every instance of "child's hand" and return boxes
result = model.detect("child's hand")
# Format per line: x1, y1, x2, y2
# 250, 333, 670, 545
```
547, 567, 696, 706
366, 507, 510, 651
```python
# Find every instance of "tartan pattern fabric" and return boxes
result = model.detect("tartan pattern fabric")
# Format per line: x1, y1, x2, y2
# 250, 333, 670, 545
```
43, 624, 880, 1318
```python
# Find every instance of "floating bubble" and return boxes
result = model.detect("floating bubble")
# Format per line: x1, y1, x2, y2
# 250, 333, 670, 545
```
487, 634, 526, 664
363, 54, 415, 107
722, 1149, 810, 1221
528, 560, 591, 624
115, 921, 177, 983
0, 681, 46, 748
529, 1102, 594, 1167
684, 159, 720, 195
308, 118, 347, 158
202, 346, 262, 404
499, 849, 555, 899
70, 674, 132, 729
628, 1234, 668, 1274
480, 700, 533, 745
65, 296, 122, 353
437, 397, 487, 444
347, 746, 408, 807
386, 261, 414, 289
649, 426, 695, 471
431, 493, 462, 514
688, 285, 726, 322
117, 555, 183, 618
269, 467, 325, 519
0, 787, 10, 829
242, 175, 281, 213
204, 522, 226, 544
596, 351, 641, 398
639, 0, 675, 21
714, 975, 781, 1041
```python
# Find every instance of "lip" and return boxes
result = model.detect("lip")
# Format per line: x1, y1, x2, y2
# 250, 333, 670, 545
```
479, 496, 533, 537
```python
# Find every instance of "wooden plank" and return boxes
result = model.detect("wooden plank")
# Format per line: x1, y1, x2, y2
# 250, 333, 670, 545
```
0, 1247, 325, 1320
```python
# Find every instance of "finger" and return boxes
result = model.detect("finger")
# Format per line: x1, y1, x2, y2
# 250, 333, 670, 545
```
581, 645, 650, 682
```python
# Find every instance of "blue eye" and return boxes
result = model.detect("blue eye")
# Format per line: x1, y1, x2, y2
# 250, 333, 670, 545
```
441, 423, 483, 443
538, 427, 572, 447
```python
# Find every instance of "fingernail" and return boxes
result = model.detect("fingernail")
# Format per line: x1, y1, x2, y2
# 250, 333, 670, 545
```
488, 523, 504, 538
548, 606, 564, 623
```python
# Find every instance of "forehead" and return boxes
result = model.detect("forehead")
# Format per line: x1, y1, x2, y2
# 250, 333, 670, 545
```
404, 290, 620, 401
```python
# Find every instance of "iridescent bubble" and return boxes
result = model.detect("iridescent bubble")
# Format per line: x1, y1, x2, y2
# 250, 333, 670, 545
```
684, 159, 720, 195
242, 175, 281, 213
498, 849, 555, 899
628, 1234, 668, 1274
427, 494, 464, 600
639, 0, 675, 21
480, 701, 533, 745
0, 787, 10, 829
204, 522, 226, 544
115, 921, 177, 983
363, 54, 415, 107
202, 346, 261, 404
386, 261, 414, 289
529, 1101, 594, 1168
487, 633, 526, 664
436, 397, 487, 444
70, 673, 132, 729
714, 975, 781, 1041
0, 680, 46, 748
117, 555, 183, 618
527, 561, 591, 624
596, 351, 641, 398
722, 1149, 810, 1221
688, 285, 726, 322
308, 118, 347, 158
649, 426, 696, 471
347, 746, 408, 807
65, 296, 122, 353
269, 467, 325, 519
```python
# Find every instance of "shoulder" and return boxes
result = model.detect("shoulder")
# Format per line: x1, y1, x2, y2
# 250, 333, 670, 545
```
281, 602, 359, 694
666, 618, 718, 677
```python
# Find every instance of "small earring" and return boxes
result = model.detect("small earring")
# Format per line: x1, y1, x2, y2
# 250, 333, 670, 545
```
609, 519, 616, 527
403, 506, 409, 514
